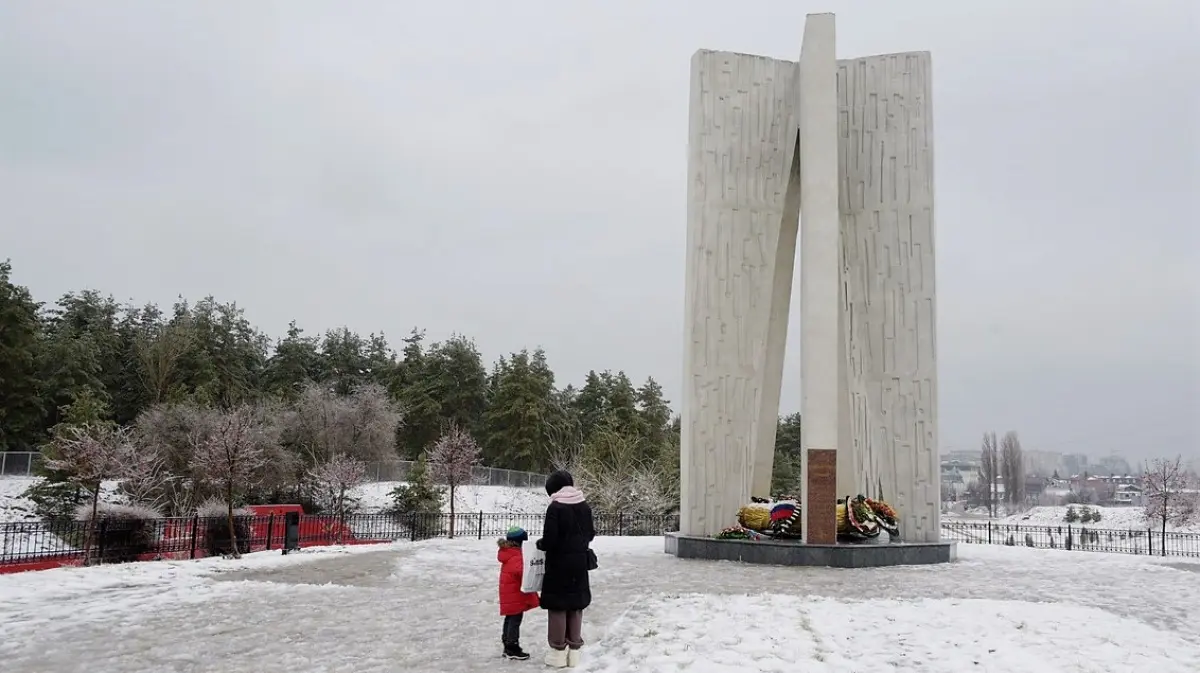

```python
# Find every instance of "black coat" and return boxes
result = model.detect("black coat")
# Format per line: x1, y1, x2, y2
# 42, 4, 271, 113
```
536, 500, 595, 612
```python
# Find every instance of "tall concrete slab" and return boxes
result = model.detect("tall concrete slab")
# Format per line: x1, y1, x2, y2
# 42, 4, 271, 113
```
750, 139, 801, 501
680, 51, 801, 537
796, 13, 840, 543
836, 52, 940, 541
681, 15, 940, 543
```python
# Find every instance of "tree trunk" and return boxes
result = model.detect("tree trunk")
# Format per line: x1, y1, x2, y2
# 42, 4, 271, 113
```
337, 485, 346, 544
226, 482, 241, 559
449, 484, 456, 539
87, 484, 101, 565
1162, 511, 1168, 557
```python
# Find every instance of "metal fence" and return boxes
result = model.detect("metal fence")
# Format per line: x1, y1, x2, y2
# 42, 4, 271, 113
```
940, 521, 1200, 558
0, 452, 543, 487
0, 511, 679, 567
365, 461, 545, 488
0, 452, 41, 477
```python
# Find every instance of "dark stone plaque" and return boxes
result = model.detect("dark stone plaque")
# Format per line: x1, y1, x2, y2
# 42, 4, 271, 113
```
806, 448, 837, 544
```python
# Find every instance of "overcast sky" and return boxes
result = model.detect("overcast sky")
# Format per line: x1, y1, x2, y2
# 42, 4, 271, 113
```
1, 1, 1196, 462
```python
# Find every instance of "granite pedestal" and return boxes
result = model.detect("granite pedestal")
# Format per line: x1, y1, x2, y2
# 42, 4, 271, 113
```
665, 532, 956, 568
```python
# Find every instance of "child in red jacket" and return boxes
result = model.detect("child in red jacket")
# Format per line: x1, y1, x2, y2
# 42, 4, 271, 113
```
498, 526, 540, 660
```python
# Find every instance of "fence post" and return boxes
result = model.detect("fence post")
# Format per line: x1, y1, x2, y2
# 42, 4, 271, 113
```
189, 514, 199, 559
410, 513, 418, 542
95, 518, 108, 565
478, 511, 484, 540
618, 512, 625, 536
1066, 525, 1072, 551
987, 521, 992, 545
265, 513, 275, 551
1149, 528, 1154, 556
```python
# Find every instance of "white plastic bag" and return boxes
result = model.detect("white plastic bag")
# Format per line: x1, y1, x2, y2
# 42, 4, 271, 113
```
521, 548, 545, 593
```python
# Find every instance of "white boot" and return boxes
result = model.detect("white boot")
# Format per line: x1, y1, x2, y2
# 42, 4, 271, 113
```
566, 648, 581, 667
544, 648, 569, 668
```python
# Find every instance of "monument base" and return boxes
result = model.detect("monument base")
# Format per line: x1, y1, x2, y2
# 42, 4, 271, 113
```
664, 532, 956, 568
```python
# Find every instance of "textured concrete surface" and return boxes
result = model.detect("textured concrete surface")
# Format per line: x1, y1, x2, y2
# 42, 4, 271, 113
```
680, 49, 801, 536
837, 52, 940, 542
796, 12, 840, 542
681, 14, 939, 541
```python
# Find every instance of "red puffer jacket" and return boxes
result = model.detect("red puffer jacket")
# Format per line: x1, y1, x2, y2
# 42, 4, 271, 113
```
498, 544, 540, 616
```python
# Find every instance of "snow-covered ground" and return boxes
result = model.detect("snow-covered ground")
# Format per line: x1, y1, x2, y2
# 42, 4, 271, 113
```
946, 503, 1200, 532
1, 538, 1198, 672
0, 478, 41, 524
0, 476, 547, 522
353, 481, 547, 515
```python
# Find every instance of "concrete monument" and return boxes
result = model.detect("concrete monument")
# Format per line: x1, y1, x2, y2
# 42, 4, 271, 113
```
679, 13, 940, 544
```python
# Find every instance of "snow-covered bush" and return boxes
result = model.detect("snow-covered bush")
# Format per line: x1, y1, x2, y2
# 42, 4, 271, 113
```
551, 427, 678, 519
75, 502, 163, 564
197, 499, 253, 557
308, 453, 367, 522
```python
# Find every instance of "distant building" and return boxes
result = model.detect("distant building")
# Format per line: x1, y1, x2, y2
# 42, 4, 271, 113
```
1094, 455, 1133, 477
1112, 483, 1143, 506
1025, 450, 1063, 478
1062, 453, 1089, 477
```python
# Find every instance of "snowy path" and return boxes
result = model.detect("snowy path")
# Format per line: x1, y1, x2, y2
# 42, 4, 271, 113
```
1, 539, 1198, 672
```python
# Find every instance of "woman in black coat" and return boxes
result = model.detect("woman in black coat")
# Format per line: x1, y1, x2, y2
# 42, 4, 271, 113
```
536, 470, 595, 668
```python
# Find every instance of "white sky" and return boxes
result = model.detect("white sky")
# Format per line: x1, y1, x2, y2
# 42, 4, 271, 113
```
1, 1, 1197, 460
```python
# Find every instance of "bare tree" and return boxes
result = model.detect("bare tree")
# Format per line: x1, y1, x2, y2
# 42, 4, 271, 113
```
1144, 456, 1197, 555
189, 405, 279, 558
44, 424, 151, 562
308, 453, 368, 538
286, 382, 402, 466
1000, 431, 1025, 508
552, 426, 678, 517
132, 402, 222, 515
116, 442, 168, 511
426, 424, 481, 538
978, 432, 1000, 517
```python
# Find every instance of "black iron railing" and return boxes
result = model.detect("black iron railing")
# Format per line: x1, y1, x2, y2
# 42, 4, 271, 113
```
0, 512, 680, 567
940, 521, 1200, 558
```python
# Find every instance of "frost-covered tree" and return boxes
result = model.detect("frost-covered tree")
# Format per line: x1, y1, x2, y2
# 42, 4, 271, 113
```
190, 405, 279, 558
285, 382, 401, 465
132, 402, 222, 515
43, 423, 159, 561
551, 426, 678, 518
427, 424, 481, 538
1144, 456, 1197, 554
309, 453, 367, 530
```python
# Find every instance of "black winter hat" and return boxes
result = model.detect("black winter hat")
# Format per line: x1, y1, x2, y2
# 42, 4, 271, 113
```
545, 470, 574, 496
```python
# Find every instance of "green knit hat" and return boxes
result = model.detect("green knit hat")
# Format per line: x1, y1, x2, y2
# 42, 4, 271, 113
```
505, 526, 528, 542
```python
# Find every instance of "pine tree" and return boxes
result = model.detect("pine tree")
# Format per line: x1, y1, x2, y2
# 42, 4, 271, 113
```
394, 329, 441, 456
481, 350, 560, 471
636, 377, 671, 448
423, 335, 488, 433
262, 321, 323, 401
389, 455, 445, 539
0, 261, 46, 451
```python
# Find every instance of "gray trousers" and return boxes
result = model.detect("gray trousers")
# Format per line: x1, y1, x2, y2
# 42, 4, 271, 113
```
547, 610, 584, 650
